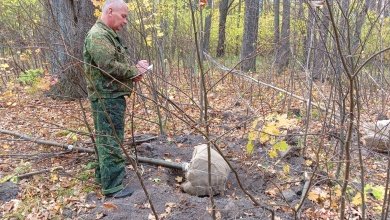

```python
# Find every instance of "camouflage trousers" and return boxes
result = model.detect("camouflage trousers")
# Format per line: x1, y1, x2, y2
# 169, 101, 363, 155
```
91, 96, 126, 195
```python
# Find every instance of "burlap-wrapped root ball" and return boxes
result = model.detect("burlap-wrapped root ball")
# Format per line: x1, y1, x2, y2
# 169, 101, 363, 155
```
181, 144, 231, 196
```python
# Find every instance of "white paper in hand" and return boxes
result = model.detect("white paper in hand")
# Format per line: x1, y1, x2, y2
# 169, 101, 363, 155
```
131, 64, 153, 79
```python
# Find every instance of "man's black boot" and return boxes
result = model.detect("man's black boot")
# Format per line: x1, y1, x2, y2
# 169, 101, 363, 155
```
106, 187, 135, 198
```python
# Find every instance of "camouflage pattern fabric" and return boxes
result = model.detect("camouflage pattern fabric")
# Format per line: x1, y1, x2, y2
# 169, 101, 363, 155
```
83, 20, 137, 101
83, 20, 136, 195
91, 97, 126, 195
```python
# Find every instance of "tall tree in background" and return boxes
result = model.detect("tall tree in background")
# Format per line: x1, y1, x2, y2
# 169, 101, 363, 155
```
333, 0, 350, 77
43, 0, 95, 99
304, 1, 315, 63
216, 0, 230, 57
275, 0, 290, 74
377, 0, 383, 14
202, 0, 213, 54
171, 0, 179, 58
273, 0, 280, 55
312, 1, 331, 80
353, 0, 372, 50
234, 0, 243, 55
241, 0, 262, 72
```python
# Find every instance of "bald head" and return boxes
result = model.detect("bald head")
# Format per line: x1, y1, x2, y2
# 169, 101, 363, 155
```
101, 0, 129, 32
102, 0, 127, 13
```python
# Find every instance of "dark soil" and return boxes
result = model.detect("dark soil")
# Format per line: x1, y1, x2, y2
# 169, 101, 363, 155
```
0, 182, 19, 203
76, 134, 304, 220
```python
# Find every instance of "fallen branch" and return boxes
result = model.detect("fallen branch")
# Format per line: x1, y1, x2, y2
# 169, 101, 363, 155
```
17, 167, 64, 180
125, 135, 158, 145
0, 152, 70, 159
0, 167, 65, 183
0, 129, 185, 170
0, 129, 94, 153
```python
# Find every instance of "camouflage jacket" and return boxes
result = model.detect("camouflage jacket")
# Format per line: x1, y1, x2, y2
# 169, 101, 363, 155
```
83, 20, 137, 100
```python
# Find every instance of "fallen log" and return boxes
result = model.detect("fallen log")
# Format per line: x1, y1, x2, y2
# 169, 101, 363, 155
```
0, 129, 185, 170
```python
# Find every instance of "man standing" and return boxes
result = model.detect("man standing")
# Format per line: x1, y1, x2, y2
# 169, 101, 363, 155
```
83, 0, 149, 198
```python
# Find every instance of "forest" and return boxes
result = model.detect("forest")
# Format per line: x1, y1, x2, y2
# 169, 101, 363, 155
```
1, 0, 390, 219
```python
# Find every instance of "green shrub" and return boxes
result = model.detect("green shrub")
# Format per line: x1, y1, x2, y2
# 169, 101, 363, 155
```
18, 69, 43, 85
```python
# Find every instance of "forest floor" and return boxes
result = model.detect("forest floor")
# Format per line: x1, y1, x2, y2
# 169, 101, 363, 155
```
0, 73, 389, 219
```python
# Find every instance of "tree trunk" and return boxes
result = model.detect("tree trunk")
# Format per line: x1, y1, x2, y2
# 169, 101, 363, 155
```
377, 0, 383, 14
241, 0, 262, 72
353, 0, 371, 51
216, 0, 230, 57
235, 0, 243, 55
304, 3, 316, 63
298, 0, 304, 18
273, 0, 280, 54
171, 0, 179, 58
275, 0, 290, 74
368, 0, 376, 10
43, 0, 95, 99
312, 0, 332, 80
202, 0, 213, 54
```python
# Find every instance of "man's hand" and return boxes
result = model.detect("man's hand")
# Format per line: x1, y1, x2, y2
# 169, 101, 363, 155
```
132, 74, 143, 82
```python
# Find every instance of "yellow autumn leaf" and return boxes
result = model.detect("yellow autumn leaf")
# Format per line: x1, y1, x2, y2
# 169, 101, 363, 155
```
283, 164, 290, 174
66, 132, 78, 143
307, 190, 319, 202
305, 160, 313, 166
128, 3, 136, 11
36, 78, 51, 91
144, 24, 154, 30
273, 141, 288, 151
352, 193, 362, 206
247, 118, 261, 154
263, 124, 280, 136
268, 149, 278, 159
2, 144, 10, 149
71, 134, 78, 142
374, 205, 382, 213
50, 173, 58, 182
275, 114, 297, 128
248, 131, 257, 141
308, 187, 328, 203
251, 118, 261, 129
94, 9, 102, 18
146, 35, 153, 47
142, 0, 151, 9
246, 131, 257, 154
260, 132, 270, 144
334, 187, 341, 198
157, 31, 164, 38
269, 137, 277, 145
0, 63, 9, 69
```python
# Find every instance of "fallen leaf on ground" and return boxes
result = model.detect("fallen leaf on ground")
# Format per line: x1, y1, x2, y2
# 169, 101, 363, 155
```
308, 187, 328, 203
103, 202, 118, 210
175, 176, 183, 183
96, 213, 105, 219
